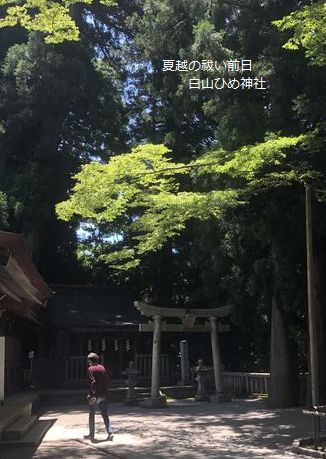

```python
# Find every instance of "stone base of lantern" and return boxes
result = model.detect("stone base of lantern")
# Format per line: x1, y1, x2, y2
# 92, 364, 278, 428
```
124, 397, 140, 406
140, 396, 167, 408
210, 392, 232, 402
194, 394, 210, 402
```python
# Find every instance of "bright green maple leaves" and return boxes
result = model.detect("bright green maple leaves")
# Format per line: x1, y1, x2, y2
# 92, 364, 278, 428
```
274, 1, 326, 66
57, 144, 239, 269
0, 0, 115, 43
56, 137, 306, 270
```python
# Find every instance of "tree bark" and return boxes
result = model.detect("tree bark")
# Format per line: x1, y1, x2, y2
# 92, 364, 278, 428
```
153, 241, 173, 307
269, 291, 300, 407
23, 226, 40, 263
314, 251, 326, 404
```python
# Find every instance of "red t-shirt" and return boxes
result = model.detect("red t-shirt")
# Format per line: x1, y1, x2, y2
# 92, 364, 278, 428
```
88, 364, 109, 398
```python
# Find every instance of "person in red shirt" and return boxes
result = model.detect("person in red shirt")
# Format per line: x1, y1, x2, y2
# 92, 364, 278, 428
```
84, 352, 114, 442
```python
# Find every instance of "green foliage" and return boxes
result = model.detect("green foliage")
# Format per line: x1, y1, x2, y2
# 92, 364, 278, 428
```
0, 25, 127, 279
0, 0, 116, 43
56, 135, 305, 270
0, 191, 8, 227
193, 135, 306, 182
1, 0, 325, 374
273, 2, 326, 66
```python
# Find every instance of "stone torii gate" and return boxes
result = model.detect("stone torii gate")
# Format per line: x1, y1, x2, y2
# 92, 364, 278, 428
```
134, 301, 232, 407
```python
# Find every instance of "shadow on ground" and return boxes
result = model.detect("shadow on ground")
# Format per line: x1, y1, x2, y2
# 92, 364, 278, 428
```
2, 399, 314, 459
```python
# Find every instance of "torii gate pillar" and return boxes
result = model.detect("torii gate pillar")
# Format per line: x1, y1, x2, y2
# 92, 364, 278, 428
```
151, 315, 162, 398
140, 315, 167, 407
210, 316, 223, 398
135, 301, 232, 407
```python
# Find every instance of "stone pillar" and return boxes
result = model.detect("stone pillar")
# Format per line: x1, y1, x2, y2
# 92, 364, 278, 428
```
123, 361, 139, 405
210, 316, 223, 394
151, 315, 162, 398
141, 315, 166, 407
194, 359, 210, 402
0, 336, 5, 405
180, 340, 190, 385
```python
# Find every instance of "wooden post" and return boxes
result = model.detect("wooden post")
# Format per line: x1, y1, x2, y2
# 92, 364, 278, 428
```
0, 336, 5, 405
305, 182, 321, 448
210, 317, 223, 393
306, 182, 319, 407
118, 336, 124, 376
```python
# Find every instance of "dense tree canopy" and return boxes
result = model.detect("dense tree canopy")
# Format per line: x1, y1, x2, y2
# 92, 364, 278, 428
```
0, 4, 127, 278
0, 0, 116, 43
56, 135, 306, 269
1, 0, 326, 405
274, 1, 326, 66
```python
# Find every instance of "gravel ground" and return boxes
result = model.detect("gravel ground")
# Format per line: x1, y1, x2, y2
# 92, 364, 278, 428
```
1, 398, 317, 459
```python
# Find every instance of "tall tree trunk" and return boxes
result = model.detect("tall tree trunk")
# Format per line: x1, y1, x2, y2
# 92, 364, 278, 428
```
23, 225, 40, 264
269, 290, 300, 407
314, 251, 326, 404
153, 241, 173, 307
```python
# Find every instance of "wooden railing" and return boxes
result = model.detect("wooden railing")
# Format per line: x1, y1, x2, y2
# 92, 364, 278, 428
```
222, 371, 270, 394
64, 355, 269, 394
65, 354, 171, 383
135, 354, 170, 378
66, 356, 88, 382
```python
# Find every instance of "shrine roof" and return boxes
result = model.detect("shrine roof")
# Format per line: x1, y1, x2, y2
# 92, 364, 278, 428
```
46, 285, 140, 328
0, 231, 53, 321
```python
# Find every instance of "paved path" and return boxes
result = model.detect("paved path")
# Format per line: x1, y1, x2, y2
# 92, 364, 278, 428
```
2, 399, 315, 459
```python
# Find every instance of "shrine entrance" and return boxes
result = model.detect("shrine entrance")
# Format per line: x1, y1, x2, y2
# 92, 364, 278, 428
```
134, 301, 232, 407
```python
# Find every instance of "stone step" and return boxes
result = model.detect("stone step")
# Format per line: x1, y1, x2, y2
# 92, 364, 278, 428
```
110, 379, 126, 388
2, 415, 38, 440
1, 420, 52, 447
41, 387, 152, 405
0, 402, 32, 434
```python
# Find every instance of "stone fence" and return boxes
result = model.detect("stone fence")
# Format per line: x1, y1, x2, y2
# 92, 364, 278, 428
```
190, 367, 269, 395
192, 367, 307, 402
223, 371, 270, 394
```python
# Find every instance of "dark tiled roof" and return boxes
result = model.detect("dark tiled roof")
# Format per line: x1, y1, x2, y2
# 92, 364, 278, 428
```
46, 285, 141, 328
